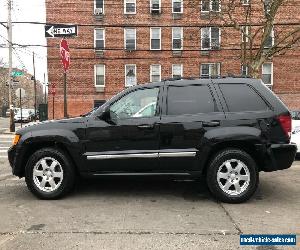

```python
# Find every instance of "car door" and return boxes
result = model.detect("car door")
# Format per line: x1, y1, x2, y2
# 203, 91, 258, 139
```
85, 85, 163, 173
158, 80, 225, 172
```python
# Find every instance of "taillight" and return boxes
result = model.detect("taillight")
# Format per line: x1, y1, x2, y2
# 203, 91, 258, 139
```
277, 114, 292, 141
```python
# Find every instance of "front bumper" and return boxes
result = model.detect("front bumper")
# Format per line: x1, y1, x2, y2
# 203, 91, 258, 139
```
8, 145, 25, 177
257, 143, 297, 172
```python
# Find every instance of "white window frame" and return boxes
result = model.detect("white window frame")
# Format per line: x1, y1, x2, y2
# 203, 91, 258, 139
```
94, 64, 105, 87
94, 28, 105, 50
150, 65, 161, 82
172, 27, 183, 50
201, 27, 221, 50
172, 0, 183, 14
262, 62, 273, 86
200, 63, 221, 78
264, 27, 274, 48
124, 28, 137, 50
172, 64, 183, 79
201, 0, 221, 12
150, 28, 161, 50
125, 64, 137, 87
124, 0, 136, 14
242, 0, 250, 5
241, 64, 249, 76
150, 0, 161, 13
94, 0, 105, 14
241, 26, 249, 43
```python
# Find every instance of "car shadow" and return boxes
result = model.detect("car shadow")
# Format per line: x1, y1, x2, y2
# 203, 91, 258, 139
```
71, 176, 215, 202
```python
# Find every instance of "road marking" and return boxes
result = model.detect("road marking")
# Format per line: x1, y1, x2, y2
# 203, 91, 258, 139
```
0, 141, 12, 143
0, 147, 9, 149
0, 150, 8, 153
0, 156, 8, 158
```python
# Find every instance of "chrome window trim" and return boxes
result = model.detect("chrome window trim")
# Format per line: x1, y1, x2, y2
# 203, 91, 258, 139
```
86, 151, 197, 160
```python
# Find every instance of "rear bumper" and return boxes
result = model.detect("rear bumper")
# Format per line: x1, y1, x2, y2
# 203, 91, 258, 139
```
257, 143, 297, 172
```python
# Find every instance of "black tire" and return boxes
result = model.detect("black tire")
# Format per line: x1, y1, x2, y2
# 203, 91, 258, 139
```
206, 148, 259, 204
25, 147, 76, 200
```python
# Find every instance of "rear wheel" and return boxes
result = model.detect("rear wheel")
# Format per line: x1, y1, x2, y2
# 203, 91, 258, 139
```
25, 148, 75, 199
206, 149, 259, 203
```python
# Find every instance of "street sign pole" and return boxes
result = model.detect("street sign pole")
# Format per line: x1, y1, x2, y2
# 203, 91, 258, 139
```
63, 72, 67, 118
33, 52, 37, 122
19, 88, 22, 128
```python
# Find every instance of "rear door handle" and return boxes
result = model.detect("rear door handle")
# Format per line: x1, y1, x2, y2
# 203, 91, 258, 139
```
202, 121, 220, 127
137, 124, 154, 129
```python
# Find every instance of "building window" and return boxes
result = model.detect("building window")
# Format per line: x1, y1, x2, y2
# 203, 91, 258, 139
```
150, 28, 161, 50
242, 0, 250, 5
94, 29, 105, 50
172, 0, 183, 13
262, 63, 273, 85
200, 63, 221, 78
201, 0, 220, 12
172, 27, 183, 50
263, 0, 271, 15
150, 0, 161, 13
150, 65, 161, 82
125, 64, 137, 87
95, 65, 105, 86
124, 28, 136, 50
172, 64, 183, 79
264, 27, 274, 48
94, 0, 104, 14
201, 27, 220, 50
124, 0, 136, 14
241, 65, 249, 76
241, 26, 249, 43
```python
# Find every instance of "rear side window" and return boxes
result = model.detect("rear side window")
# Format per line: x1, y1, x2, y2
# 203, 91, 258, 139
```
167, 85, 217, 115
220, 84, 269, 112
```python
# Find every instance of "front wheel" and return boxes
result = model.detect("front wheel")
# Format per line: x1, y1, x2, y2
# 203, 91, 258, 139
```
25, 148, 75, 199
206, 149, 259, 203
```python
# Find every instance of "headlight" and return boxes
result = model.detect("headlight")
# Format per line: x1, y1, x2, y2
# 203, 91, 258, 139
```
292, 126, 300, 134
12, 134, 21, 146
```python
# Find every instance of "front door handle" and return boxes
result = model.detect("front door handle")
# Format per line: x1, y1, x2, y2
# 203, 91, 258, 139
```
202, 121, 220, 127
137, 124, 154, 129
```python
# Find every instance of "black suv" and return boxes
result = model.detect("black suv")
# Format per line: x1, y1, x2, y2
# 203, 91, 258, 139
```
8, 78, 297, 203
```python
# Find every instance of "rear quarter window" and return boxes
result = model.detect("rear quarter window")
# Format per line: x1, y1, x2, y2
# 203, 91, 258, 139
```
220, 84, 270, 112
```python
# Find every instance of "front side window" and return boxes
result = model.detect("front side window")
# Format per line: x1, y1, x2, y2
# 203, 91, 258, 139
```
262, 63, 273, 85
110, 88, 159, 119
172, 0, 183, 13
201, 27, 220, 50
172, 64, 183, 79
125, 64, 137, 87
95, 64, 105, 86
172, 27, 183, 50
150, 28, 161, 50
220, 84, 269, 112
125, 28, 136, 50
124, 0, 136, 14
201, 63, 220, 78
167, 85, 217, 116
150, 65, 161, 82
95, 29, 105, 50
201, 0, 220, 12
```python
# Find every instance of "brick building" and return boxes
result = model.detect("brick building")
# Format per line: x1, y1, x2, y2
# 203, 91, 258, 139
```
46, 0, 300, 118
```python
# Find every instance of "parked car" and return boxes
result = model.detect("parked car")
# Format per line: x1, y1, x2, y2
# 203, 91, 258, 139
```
14, 109, 32, 123
291, 111, 300, 155
8, 78, 297, 203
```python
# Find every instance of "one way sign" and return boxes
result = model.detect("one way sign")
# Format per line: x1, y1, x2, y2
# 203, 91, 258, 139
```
45, 24, 78, 38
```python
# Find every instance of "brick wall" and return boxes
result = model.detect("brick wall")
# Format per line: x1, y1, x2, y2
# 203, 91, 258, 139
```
46, 0, 300, 118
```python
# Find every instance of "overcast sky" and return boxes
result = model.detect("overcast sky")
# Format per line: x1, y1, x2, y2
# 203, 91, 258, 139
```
0, 0, 47, 83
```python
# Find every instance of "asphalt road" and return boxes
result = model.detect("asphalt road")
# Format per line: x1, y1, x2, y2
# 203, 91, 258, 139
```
0, 120, 299, 249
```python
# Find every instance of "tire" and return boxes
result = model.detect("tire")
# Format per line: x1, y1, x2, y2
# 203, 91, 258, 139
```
206, 148, 259, 204
25, 147, 75, 200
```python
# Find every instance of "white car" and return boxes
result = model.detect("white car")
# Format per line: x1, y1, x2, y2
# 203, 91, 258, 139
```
291, 112, 300, 154
14, 109, 32, 123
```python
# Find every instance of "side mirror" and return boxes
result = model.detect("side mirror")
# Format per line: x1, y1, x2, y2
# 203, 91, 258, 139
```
99, 105, 111, 121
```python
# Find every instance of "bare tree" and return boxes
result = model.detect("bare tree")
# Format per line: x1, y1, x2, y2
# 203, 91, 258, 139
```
217, 0, 300, 77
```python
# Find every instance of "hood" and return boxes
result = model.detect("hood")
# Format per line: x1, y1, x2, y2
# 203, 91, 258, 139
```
16, 116, 87, 135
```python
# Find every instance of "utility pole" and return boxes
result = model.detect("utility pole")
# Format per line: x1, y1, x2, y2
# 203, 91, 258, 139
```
32, 52, 37, 121
44, 73, 47, 104
7, 0, 15, 132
